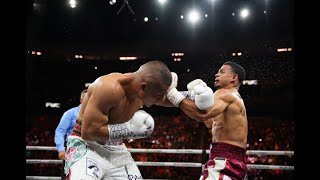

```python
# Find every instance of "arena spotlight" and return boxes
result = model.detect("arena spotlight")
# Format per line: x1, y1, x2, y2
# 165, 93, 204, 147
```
187, 10, 200, 24
158, 0, 167, 5
240, 8, 249, 19
109, 0, 116, 5
69, 0, 76, 8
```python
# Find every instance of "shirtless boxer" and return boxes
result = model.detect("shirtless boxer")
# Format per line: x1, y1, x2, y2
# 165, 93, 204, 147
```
64, 60, 172, 180
166, 61, 248, 180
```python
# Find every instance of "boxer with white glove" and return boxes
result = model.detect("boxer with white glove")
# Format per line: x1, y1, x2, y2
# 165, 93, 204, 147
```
166, 72, 186, 107
187, 79, 207, 91
179, 79, 208, 101
108, 110, 155, 140
166, 74, 214, 110
186, 79, 215, 110
65, 61, 173, 180
193, 84, 214, 110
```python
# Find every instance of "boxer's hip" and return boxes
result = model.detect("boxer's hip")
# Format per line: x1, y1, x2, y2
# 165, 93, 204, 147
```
209, 142, 247, 161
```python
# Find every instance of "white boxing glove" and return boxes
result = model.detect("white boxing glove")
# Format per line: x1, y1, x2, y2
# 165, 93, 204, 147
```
187, 79, 207, 91
108, 110, 155, 140
166, 72, 186, 107
177, 79, 208, 101
194, 85, 214, 110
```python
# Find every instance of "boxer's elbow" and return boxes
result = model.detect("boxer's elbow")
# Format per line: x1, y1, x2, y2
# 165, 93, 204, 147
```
188, 111, 207, 122
192, 109, 210, 122
196, 115, 208, 122
82, 125, 107, 141
81, 126, 96, 141
81, 130, 91, 141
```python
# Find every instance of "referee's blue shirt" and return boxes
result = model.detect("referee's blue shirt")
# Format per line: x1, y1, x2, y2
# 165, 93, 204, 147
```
54, 105, 81, 152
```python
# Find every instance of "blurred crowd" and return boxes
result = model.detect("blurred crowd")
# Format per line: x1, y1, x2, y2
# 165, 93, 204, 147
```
26, 112, 294, 179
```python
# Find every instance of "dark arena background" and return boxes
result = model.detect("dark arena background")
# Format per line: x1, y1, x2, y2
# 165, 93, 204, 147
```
26, 0, 294, 179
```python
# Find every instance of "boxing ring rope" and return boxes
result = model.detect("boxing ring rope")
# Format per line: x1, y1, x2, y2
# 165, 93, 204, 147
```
26, 146, 294, 156
26, 159, 294, 170
26, 146, 294, 179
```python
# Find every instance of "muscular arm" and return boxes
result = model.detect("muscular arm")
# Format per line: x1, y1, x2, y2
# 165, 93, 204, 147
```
179, 89, 233, 122
81, 82, 116, 141
179, 99, 207, 122
155, 96, 175, 107
200, 89, 234, 120
155, 91, 196, 107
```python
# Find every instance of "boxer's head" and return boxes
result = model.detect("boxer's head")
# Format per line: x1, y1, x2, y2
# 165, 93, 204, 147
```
138, 60, 172, 106
214, 61, 245, 89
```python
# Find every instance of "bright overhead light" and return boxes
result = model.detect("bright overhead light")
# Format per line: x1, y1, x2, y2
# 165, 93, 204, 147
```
158, 0, 167, 5
240, 8, 249, 18
109, 0, 116, 5
69, 0, 77, 8
187, 10, 200, 24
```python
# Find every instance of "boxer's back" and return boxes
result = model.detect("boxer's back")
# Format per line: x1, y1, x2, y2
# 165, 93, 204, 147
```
78, 73, 143, 125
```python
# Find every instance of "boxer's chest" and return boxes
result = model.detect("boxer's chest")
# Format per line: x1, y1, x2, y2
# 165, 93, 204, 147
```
108, 99, 143, 124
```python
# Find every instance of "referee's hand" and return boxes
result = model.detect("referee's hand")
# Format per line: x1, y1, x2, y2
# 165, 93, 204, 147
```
58, 151, 66, 160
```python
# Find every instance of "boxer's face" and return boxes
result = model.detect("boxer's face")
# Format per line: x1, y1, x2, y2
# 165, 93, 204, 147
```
142, 83, 168, 107
214, 65, 235, 88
